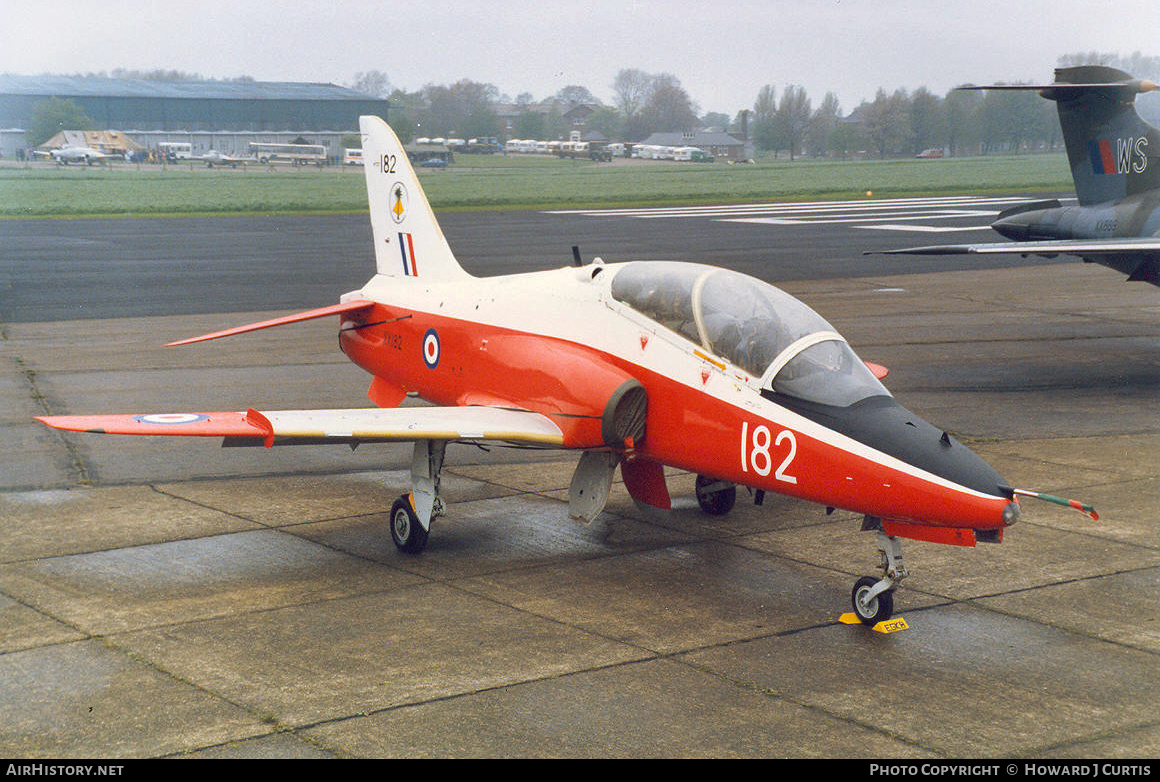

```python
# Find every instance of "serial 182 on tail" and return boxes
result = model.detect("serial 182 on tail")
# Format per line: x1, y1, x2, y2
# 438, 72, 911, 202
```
38, 116, 1096, 626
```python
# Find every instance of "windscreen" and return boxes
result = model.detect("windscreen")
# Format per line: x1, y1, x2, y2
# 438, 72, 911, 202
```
772, 340, 888, 407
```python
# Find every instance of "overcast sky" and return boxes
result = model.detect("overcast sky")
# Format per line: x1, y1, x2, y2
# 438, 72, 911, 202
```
5, 0, 1160, 116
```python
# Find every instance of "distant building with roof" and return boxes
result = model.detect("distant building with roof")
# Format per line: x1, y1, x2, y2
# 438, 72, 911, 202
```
638, 130, 751, 162
0, 74, 390, 159
0, 74, 388, 131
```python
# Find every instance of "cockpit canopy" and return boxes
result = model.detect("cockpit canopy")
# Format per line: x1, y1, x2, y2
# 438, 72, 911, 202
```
610, 261, 890, 407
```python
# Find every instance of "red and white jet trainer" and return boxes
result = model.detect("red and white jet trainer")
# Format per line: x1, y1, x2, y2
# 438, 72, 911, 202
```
38, 115, 1096, 626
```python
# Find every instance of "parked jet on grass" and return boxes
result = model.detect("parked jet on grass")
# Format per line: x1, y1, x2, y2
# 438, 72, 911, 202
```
879, 66, 1160, 285
44, 145, 117, 166
37, 116, 1096, 627
198, 150, 253, 168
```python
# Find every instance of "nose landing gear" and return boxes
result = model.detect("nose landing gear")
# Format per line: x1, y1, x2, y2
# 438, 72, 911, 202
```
850, 523, 908, 626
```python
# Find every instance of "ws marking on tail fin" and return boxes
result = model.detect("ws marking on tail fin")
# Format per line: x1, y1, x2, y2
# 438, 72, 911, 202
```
360, 115, 472, 282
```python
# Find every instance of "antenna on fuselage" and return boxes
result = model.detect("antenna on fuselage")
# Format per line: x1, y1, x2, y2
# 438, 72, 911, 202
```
572, 245, 583, 266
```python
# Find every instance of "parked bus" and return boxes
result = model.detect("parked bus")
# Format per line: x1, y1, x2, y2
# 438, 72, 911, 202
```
158, 141, 192, 161
250, 142, 328, 167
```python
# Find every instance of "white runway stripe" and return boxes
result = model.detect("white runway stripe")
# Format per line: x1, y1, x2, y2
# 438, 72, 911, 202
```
545, 195, 1047, 234
722, 209, 1001, 225
545, 195, 1032, 219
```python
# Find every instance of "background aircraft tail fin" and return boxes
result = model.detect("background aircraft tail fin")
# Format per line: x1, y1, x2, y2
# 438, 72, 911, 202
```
1043, 66, 1159, 206
360, 115, 471, 281
960, 66, 1158, 206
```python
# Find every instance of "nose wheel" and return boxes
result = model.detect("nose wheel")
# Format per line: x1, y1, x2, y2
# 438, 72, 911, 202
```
850, 525, 908, 626
851, 576, 894, 625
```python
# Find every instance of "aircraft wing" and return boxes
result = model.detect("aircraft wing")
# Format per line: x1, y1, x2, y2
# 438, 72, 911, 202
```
37, 406, 565, 448
874, 238, 1160, 258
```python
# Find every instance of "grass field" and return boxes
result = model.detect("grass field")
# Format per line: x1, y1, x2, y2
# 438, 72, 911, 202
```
0, 152, 1074, 218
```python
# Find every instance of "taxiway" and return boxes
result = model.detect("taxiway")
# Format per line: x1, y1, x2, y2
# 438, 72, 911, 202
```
2, 199, 1158, 758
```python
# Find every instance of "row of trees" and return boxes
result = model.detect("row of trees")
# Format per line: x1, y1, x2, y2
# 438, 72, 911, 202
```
749, 54, 1160, 159
358, 68, 705, 146
358, 52, 1160, 158
750, 83, 1065, 160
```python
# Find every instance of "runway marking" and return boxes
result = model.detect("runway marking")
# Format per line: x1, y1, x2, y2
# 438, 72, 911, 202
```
723, 209, 1000, 225
857, 224, 998, 233
546, 196, 1035, 234
547, 195, 1030, 217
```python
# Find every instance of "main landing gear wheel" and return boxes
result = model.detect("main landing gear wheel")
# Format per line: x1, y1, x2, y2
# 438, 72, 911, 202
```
390, 495, 429, 554
851, 576, 894, 625
695, 475, 737, 515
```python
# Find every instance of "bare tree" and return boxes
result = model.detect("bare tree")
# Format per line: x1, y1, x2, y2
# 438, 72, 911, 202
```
420, 79, 500, 138
908, 87, 946, 155
640, 73, 699, 133
752, 84, 777, 152
775, 84, 812, 160
613, 69, 650, 117
863, 88, 912, 158
808, 92, 841, 158
553, 85, 601, 108
945, 86, 980, 157
351, 70, 392, 98
613, 68, 652, 139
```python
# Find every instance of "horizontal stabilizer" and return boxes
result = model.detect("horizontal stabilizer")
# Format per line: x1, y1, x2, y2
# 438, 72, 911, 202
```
38, 406, 565, 448
871, 238, 1160, 258
167, 300, 375, 346
959, 80, 1156, 94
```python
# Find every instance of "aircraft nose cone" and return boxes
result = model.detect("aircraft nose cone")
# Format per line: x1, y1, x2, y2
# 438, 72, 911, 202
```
775, 394, 1008, 499
991, 212, 1032, 241
843, 397, 1007, 497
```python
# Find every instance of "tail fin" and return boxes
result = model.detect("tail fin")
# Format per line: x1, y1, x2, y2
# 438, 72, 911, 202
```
960, 66, 1159, 206
360, 115, 471, 281
1042, 66, 1159, 206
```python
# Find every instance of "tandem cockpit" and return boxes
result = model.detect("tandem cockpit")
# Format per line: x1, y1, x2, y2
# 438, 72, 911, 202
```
608, 261, 889, 408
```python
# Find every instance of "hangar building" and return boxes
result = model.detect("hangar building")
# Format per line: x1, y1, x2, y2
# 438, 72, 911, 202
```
0, 74, 390, 158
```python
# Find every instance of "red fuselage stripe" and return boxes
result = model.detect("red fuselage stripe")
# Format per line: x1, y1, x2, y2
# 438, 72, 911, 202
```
339, 303, 1009, 530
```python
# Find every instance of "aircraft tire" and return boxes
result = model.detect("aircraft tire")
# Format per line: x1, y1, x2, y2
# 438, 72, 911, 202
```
694, 475, 736, 515
390, 495, 429, 554
851, 576, 893, 625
